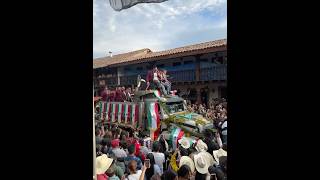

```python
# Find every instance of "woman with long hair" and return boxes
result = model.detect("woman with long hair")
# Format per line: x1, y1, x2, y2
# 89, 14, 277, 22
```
126, 160, 142, 180
145, 153, 162, 180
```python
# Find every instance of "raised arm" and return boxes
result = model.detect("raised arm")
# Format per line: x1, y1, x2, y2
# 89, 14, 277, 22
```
100, 125, 105, 137
139, 164, 148, 180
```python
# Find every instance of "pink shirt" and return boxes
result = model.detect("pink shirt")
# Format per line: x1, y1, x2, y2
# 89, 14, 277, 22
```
97, 174, 108, 180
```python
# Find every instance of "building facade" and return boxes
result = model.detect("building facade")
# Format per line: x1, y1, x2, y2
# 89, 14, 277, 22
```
93, 39, 227, 104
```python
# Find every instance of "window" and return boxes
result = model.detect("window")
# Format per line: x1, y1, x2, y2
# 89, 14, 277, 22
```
136, 67, 143, 71
212, 56, 223, 64
173, 62, 181, 66
200, 59, 208, 62
124, 67, 131, 71
223, 56, 227, 64
184, 60, 194, 64
157, 64, 165, 68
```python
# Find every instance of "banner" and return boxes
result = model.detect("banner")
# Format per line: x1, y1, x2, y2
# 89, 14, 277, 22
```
117, 104, 122, 123
131, 104, 136, 125
124, 104, 129, 123
111, 103, 116, 122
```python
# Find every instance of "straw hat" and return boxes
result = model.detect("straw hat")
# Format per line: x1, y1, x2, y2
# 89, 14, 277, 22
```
178, 137, 191, 149
179, 156, 195, 173
212, 148, 227, 165
194, 152, 210, 174
96, 154, 113, 174
202, 151, 217, 166
195, 139, 208, 152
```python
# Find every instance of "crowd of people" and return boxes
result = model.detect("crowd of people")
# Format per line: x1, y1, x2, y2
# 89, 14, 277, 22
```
186, 99, 227, 143
99, 65, 174, 103
96, 65, 227, 180
100, 86, 134, 102
95, 119, 227, 180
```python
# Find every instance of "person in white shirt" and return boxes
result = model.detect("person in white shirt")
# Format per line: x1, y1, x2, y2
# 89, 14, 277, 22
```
151, 142, 165, 174
221, 120, 227, 144
139, 139, 151, 157
126, 160, 142, 180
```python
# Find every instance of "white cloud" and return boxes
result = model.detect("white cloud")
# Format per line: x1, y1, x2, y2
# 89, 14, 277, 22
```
93, 0, 227, 58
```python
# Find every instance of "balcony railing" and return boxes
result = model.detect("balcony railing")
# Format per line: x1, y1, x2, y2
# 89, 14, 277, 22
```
103, 77, 117, 86
120, 73, 147, 86
120, 75, 136, 86
170, 70, 196, 82
200, 65, 227, 81
119, 70, 196, 84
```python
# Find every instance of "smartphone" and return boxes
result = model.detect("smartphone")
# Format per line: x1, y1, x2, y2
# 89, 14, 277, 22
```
210, 174, 217, 180
145, 159, 150, 168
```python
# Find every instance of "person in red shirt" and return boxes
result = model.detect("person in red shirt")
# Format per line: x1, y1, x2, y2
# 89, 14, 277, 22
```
134, 139, 146, 162
120, 86, 127, 101
109, 90, 116, 102
146, 65, 167, 96
101, 86, 109, 101
97, 173, 108, 180
96, 154, 113, 180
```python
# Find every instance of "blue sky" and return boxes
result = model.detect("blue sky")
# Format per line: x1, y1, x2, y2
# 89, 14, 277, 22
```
93, 0, 227, 59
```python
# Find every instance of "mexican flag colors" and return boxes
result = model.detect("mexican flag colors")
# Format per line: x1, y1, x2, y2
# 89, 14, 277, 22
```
146, 102, 161, 140
98, 102, 139, 127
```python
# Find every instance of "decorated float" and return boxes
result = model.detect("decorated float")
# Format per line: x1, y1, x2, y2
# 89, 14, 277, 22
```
95, 75, 216, 150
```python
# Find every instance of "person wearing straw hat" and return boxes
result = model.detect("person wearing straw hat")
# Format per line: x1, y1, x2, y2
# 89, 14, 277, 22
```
178, 137, 191, 149
202, 151, 217, 167
194, 152, 210, 175
179, 156, 195, 174
96, 154, 114, 180
212, 149, 227, 165
195, 139, 208, 153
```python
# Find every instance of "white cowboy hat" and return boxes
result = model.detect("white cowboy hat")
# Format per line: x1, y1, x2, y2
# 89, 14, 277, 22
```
195, 139, 208, 152
179, 156, 195, 173
178, 137, 191, 149
202, 151, 217, 166
212, 148, 227, 165
194, 152, 210, 174
96, 154, 113, 174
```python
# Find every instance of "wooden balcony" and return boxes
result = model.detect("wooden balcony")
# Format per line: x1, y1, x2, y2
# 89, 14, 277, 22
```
170, 70, 196, 82
120, 75, 136, 86
119, 73, 147, 86
200, 65, 227, 81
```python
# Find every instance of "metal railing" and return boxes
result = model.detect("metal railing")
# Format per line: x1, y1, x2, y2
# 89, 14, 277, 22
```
200, 65, 227, 81
105, 77, 118, 86
120, 73, 147, 86
170, 69, 196, 82
120, 75, 137, 86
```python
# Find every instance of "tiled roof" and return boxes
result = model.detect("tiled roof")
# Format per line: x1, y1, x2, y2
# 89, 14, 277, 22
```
93, 39, 226, 69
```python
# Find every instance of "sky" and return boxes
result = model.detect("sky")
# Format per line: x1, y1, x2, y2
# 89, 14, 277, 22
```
93, 0, 227, 59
